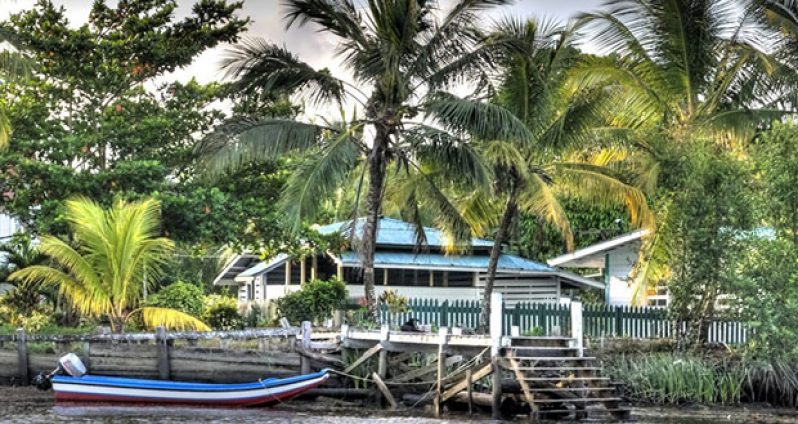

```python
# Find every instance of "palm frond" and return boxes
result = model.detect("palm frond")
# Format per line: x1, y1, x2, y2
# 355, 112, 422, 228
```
425, 92, 534, 143
519, 173, 574, 251
199, 118, 325, 175
135, 307, 211, 332
282, 0, 367, 46
221, 38, 345, 105
406, 125, 491, 188
281, 123, 364, 231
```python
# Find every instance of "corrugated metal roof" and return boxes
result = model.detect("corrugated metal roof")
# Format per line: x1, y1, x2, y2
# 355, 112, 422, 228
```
315, 217, 494, 249
235, 254, 289, 280
337, 251, 555, 273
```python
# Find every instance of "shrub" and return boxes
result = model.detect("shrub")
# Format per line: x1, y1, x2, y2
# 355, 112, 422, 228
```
202, 295, 241, 330
276, 278, 347, 325
378, 289, 409, 314
145, 281, 205, 317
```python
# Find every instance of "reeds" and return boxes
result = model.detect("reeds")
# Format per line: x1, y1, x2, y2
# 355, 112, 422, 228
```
609, 353, 798, 407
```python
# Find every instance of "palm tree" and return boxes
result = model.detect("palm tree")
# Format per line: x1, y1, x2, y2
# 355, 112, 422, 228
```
473, 19, 653, 328
570, 0, 793, 341
10, 198, 209, 333
202, 0, 531, 318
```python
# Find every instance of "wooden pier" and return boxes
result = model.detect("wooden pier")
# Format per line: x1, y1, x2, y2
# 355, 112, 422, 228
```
0, 294, 629, 420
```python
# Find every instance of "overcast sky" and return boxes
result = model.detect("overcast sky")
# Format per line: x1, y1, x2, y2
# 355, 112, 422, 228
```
0, 0, 606, 114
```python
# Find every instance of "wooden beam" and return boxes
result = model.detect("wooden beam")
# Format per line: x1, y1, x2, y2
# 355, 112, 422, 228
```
441, 361, 493, 402
311, 256, 318, 280
387, 362, 437, 383
337, 263, 343, 280
429, 271, 434, 287
344, 343, 382, 374
372, 372, 398, 409
300, 257, 306, 284
506, 356, 538, 415
285, 261, 291, 286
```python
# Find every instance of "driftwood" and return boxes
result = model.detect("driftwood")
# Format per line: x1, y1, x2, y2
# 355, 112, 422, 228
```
371, 372, 398, 409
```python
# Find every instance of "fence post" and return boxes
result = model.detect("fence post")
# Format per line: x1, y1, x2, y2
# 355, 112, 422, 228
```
155, 326, 170, 380
16, 328, 29, 385
300, 321, 312, 374
378, 324, 389, 378
441, 300, 449, 328
570, 301, 583, 357
614, 305, 623, 337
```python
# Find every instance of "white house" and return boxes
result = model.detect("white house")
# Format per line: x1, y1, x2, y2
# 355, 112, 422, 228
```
547, 230, 664, 306
215, 217, 604, 307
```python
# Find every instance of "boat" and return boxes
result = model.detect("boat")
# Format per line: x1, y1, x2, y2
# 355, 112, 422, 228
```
41, 353, 330, 406
50, 370, 330, 406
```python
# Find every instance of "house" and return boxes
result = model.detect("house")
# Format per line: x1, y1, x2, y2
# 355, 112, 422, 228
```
215, 217, 603, 307
547, 230, 664, 306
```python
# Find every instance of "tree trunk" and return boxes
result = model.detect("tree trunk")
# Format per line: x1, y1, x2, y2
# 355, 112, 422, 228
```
479, 192, 518, 331
361, 128, 388, 321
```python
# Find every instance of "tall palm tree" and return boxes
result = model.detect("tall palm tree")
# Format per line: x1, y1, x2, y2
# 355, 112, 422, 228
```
202, 0, 531, 318
10, 198, 209, 333
570, 0, 793, 340
473, 19, 653, 328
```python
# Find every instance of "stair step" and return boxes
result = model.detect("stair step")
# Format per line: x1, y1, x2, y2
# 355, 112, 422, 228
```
503, 366, 602, 371
508, 356, 597, 361
527, 387, 615, 392
520, 377, 610, 382
529, 397, 622, 404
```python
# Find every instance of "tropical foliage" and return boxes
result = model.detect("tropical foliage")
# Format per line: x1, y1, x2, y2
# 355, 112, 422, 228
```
202, 0, 532, 318
276, 278, 347, 325
9, 198, 209, 333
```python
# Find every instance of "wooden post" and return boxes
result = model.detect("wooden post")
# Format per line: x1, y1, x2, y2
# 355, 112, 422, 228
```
311, 255, 318, 280
378, 324, 389, 378
429, 271, 434, 287
285, 261, 292, 286
490, 292, 503, 419
433, 326, 447, 417
83, 341, 91, 373
155, 326, 170, 380
466, 369, 473, 415
16, 328, 29, 385
300, 257, 306, 284
301, 321, 312, 374
336, 263, 343, 280
570, 301, 584, 357
491, 355, 502, 419
383, 268, 388, 286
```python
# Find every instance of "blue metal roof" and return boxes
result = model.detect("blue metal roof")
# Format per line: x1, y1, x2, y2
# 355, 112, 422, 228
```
338, 251, 555, 273
315, 217, 494, 249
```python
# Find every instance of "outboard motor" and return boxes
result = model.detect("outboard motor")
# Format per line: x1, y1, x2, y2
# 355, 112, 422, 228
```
58, 353, 87, 377
33, 353, 87, 391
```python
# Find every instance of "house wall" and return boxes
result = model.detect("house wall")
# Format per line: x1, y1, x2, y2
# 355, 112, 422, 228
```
475, 273, 561, 306
606, 245, 640, 305
0, 214, 22, 240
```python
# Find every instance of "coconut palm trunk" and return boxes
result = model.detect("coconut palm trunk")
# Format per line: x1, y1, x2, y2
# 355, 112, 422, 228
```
361, 129, 389, 319
479, 189, 518, 331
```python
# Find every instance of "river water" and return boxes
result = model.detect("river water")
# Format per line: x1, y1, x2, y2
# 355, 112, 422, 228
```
1, 388, 796, 423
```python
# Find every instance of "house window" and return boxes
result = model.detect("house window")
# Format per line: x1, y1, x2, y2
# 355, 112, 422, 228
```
447, 271, 474, 287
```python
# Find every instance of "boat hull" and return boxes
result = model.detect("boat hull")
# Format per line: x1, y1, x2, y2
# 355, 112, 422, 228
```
51, 370, 329, 407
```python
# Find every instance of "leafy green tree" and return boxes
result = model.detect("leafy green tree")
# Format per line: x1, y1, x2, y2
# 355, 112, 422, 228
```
570, 0, 793, 317
753, 121, 798, 245
146, 281, 205, 318
0, 233, 49, 316
10, 198, 209, 333
203, 0, 531, 319
0, 0, 249, 239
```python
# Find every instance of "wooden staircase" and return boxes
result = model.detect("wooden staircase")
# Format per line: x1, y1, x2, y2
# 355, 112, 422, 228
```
499, 336, 630, 420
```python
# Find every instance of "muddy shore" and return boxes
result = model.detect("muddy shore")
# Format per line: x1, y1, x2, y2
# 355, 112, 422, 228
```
1, 386, 797, 423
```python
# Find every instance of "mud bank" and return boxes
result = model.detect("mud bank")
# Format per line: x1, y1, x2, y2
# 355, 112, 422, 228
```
1, 386, 797, 423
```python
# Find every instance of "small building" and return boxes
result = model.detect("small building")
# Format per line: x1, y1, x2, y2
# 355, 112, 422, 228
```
547, 230, 664, 306
215, 217, 603, 307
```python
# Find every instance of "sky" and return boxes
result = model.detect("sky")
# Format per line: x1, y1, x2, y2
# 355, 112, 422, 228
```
0, 0, 606, 114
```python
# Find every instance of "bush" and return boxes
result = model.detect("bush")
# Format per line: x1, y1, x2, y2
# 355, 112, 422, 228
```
202, 295, 241, 330
145, 281, 205, 317
276, 278, 347, 325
